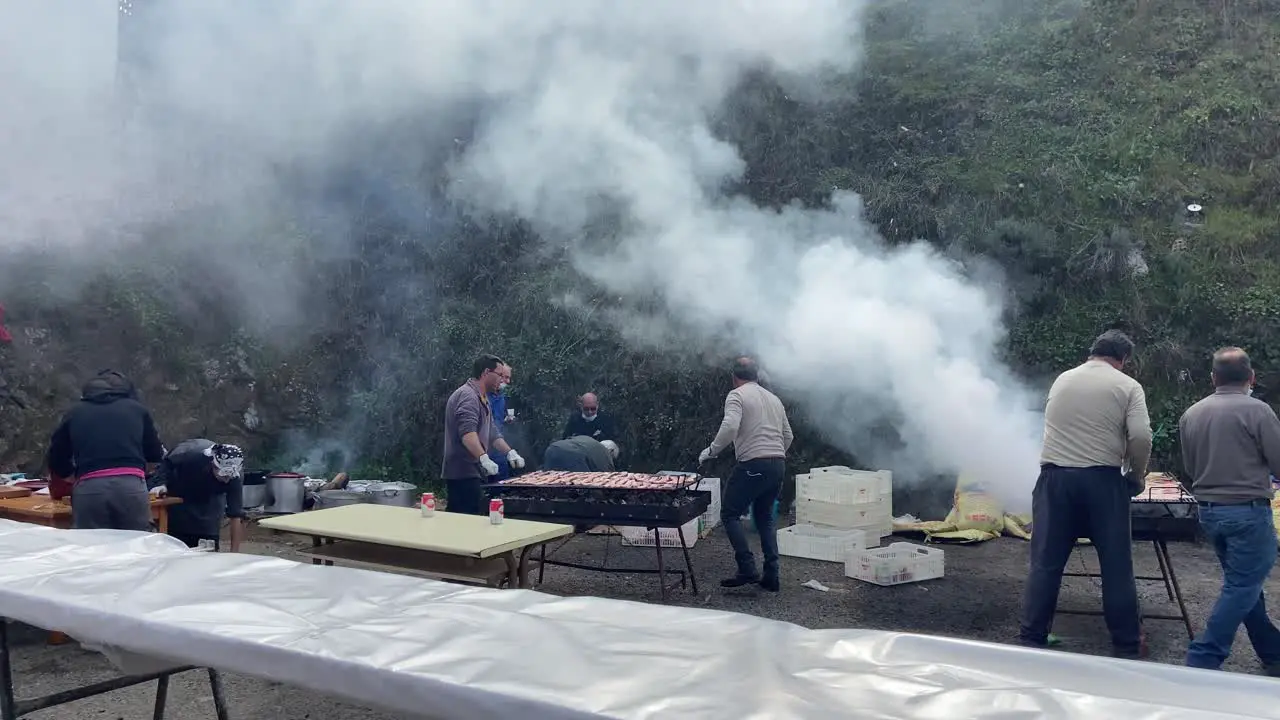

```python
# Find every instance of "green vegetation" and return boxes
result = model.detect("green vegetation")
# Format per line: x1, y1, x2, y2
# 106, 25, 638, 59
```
4, 0, 1277, 483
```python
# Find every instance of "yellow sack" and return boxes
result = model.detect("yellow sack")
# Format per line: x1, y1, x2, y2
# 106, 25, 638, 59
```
1004, 514, 1032, 540
929, 528, 1000, 543
952, 475, 1005, 534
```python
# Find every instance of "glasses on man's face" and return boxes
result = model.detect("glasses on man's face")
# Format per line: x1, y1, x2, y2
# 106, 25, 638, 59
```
583, 406, 598, 413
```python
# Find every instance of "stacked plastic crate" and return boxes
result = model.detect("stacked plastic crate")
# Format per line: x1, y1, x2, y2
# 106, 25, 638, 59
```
794, 466, 893, 542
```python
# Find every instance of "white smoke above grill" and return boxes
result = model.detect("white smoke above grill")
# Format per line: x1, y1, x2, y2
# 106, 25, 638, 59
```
0, 0, 1042, 506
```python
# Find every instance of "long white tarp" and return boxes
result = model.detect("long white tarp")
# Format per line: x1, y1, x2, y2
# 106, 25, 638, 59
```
0, 519, 1276, 719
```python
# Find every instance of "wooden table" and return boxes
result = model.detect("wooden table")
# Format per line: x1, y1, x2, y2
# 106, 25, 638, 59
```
0, 495, 182, 533
259, 505, 574, 589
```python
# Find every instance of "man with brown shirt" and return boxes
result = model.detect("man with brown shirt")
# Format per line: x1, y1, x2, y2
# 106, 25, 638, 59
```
1019, 330, 1151, 658
441, 354, 525, 515
1179, 347, 1280, 674
700, 357, 794, 592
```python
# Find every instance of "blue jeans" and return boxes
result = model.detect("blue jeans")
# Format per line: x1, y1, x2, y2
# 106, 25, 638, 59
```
720, 458, 785, 579
1186, 501, 1280, 670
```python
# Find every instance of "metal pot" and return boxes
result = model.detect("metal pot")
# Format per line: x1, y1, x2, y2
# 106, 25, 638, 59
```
242, 484, 268, 509
264, 472, 308, 514
368, 481, 418, 508
312, 488, 371, 510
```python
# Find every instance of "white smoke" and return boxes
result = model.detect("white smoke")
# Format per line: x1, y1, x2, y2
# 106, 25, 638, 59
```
0, 0, 1042, 507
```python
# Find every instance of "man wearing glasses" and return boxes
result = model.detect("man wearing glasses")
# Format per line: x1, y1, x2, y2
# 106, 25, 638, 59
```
441, 354, 525, 514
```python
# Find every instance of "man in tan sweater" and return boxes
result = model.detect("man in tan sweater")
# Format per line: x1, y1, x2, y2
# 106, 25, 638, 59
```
700, 357, 794, 592
1019, 330, 1152, 658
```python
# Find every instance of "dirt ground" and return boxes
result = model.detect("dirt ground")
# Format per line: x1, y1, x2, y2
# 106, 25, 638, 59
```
6, 519, 1278, 719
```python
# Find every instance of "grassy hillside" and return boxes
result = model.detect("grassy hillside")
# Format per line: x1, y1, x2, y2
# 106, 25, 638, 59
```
2, 0, 1276, 483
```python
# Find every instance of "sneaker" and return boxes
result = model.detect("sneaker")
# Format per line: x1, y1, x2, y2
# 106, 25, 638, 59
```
720, 574, 761, 588
759, 575, 780, 592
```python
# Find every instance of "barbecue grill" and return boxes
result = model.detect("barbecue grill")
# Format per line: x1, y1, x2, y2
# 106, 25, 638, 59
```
1061, 473, 1197, 639
484, 471, 713, 601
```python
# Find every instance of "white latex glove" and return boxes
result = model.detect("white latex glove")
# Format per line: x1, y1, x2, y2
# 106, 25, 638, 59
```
507, 449, 526, 470
149, 485, 167, 498
698, 447, 713, 465
480, 455, 501, 477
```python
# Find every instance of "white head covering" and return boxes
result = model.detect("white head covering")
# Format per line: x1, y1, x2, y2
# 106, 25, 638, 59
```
599, 439, 620, 460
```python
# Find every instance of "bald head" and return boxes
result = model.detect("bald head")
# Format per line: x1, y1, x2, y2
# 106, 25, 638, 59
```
731, 356, 759, 387
1212, 347, 1253, 388
580, 393, 599, 415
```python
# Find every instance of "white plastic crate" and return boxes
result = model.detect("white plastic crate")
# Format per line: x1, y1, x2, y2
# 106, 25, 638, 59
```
796, 497, 890, 533
798, 468, 892, 506
619, 518, 703, 548
845, 542, 944, 586
777, 524, 868, 563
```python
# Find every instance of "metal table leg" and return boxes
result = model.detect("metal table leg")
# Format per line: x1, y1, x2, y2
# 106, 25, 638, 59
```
151, 675, 169, 720
208, 669, 230, 720
1151, 539, 1176, 602
1156, 538, 1195, 639
653, 529, 670, 603
1, 621, 16, 720
677, 525, 699, 595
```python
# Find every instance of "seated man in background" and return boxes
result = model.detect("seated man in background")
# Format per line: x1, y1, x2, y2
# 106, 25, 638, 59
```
543, 436, 619, 472
562, 392, 617, 443
149, 439, 246, 552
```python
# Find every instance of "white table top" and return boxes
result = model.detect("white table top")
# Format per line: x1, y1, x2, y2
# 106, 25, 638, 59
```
259, 505, 574, 559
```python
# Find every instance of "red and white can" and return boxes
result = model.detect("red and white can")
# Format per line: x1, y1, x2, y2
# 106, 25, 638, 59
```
489, 498, 505, 525
420, 492, 435, 517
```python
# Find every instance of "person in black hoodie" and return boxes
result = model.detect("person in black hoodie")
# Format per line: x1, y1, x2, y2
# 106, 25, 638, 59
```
46, 370, 166, 531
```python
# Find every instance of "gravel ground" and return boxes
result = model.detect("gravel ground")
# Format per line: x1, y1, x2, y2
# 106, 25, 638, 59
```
7, 517, 1278, 719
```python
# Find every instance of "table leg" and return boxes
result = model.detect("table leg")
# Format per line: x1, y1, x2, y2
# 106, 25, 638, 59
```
677, 525, 698, 595
152, 675, 169, 720
324, 537, 335, 566
311, 536, 322, 565
538, 543, 548, 585
1152, 539, 1175, 602
208, 669, 229, 720
156, 507, 168, 535
1157, 538, 1195, 639
517, 546, 536, 589
1, 620, 16, 720
502, 551, 519, 588
653, 529, 669, 602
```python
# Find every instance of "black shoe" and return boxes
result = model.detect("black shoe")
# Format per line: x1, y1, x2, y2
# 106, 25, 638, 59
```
720, 574, 761, 588
759, 575, 780, 592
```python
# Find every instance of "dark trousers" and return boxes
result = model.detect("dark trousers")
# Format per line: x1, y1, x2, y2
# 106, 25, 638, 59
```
70, 475, 152, 531
720, 458, 786, 579
1019, 465, 1141, 651
1186, 501, 1280, 670
445, 477, 486, 516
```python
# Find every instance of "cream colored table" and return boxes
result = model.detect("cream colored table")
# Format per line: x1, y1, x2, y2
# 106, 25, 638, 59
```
259, 505, 574, 589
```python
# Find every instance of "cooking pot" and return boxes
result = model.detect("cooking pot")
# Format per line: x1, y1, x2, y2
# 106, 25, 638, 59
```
368, 481, 418, 508
264, 472, 307, 514
241, 471, 268, 509
242, 484, 268, 509
312, 488, 371, 510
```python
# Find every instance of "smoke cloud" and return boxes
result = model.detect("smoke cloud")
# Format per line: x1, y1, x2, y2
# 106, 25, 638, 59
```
0, 0, 1042, 506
